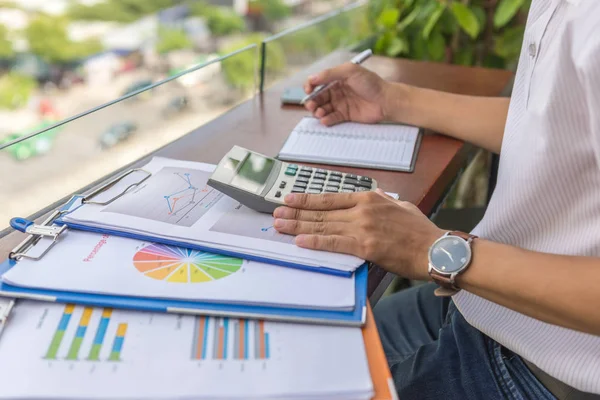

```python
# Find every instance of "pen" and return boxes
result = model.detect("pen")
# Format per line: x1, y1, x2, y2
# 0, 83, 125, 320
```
301, 49, 373, 105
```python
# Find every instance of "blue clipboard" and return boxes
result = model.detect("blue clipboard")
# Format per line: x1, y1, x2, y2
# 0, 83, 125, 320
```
46, 167, 358, 278
4, 197, 367, 326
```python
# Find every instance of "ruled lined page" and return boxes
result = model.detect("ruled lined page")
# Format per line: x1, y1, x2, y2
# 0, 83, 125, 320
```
278, 117, 421, 171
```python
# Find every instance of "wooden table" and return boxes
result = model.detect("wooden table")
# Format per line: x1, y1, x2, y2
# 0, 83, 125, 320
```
0, 51, 513, 304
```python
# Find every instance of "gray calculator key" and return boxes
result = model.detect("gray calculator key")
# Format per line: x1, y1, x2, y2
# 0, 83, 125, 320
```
292, 188, 305, 193
346, 174, 358, 179
341, 189, 354, 193
344, 179, 359, 186
342, 184, 355, 191
296, 177, 309, 183
325, 185, 340, 192
309, 185, 323, 191
311, 178, 326, 185
329, 171, 342, 177
293, 184, 307, 191
307, 188, 322, 194
327, 176, 341, 183
357, 187, 369, 192
359, 176, 372, 182
316, 168, 328, 174
299, 171, 312, 178
357, 181, 372, 188
326, 182, 340, 188
300, 166, 313, 172
313, 173, 327, 180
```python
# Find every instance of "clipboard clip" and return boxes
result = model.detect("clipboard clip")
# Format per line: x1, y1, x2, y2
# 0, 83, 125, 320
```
81, 168, 151, 206
9, 209, 68, 261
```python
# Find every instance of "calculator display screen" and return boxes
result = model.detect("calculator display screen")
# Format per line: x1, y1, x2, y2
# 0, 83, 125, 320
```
231, 153, 275, 193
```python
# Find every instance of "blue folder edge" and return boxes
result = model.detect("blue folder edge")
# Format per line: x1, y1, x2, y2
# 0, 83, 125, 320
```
57, 196, 355, 278
0, 259, 367, 326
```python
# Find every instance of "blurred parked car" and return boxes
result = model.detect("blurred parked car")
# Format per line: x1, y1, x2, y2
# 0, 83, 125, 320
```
0, 120, 63, 161
99, 122, 138, 149
162, 95, 189, 119
121, 79, 153, 99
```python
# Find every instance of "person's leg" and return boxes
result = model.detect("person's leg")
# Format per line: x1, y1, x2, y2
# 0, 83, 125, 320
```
373, 283, 451, 365
376, 287, 557, 400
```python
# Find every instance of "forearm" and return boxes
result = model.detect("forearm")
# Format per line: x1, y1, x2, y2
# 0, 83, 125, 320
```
455, 239, 600, 335
384, 83, 510, 154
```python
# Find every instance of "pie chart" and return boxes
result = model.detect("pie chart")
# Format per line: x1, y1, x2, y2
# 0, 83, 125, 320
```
133, 244, 243, 283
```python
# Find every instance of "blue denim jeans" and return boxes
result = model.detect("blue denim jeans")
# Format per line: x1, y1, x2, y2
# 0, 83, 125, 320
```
373, 283, 557, 400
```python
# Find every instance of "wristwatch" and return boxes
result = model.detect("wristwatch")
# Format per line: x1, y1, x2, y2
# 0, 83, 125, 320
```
428, 231, 477, 297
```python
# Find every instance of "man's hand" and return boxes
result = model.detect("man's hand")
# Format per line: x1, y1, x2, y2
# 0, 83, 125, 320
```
273, 190, 444, 280
304, 63, 408, 126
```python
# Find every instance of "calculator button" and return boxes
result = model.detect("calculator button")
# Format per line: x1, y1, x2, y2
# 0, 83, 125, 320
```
357, 187, 369, 192
293, 181, 307, 188
295, 177, 309, 183
341, 189, 354, 193
342, 185, 355, 191
311, 178, 326, 185
307, 189, 322, 194
288, 164, 298, 169
279, 181, 287, 189
357, 181, 372, 189
298, 171, 312, 178
329, 171, 342, 177
343, 178, 359, 186
275, 191, 282, 198
300, 166, 313, 172
345, 174, 358, 180
292, 186, 306, 193
327, 175, 341, 183
325, 185, 340, 192
313, 173, 327, 180
309, 185, 324, 191
359, 176, 372, 182
316, 168, 328, 174
285, 169, 297, 176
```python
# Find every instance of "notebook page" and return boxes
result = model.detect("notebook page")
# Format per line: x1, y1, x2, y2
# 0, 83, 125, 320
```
279, 117, 420, 170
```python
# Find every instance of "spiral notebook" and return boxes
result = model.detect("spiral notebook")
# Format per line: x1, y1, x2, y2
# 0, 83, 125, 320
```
278, 117, 422, 172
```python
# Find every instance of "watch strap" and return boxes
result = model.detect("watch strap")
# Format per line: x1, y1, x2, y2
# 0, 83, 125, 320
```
430, 231, 478, 297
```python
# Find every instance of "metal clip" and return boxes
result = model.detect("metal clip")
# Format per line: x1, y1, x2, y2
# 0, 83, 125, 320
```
9, 209, 68, 261
10, 217, 67, 239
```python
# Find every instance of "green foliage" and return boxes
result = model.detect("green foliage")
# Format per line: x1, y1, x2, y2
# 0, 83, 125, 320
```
0, 72, 37, 110
369, 0, 532, 70
220, 34, 285, 92
25, 16, 103, 64
206, 7, 246, 37
156, 27, 192, 54
250, 0, 291, 22
0, 24, 14, 59
68, 0, 178, 23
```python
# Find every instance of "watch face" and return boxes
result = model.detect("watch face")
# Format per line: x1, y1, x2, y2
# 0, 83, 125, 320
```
429, 236, 471, 273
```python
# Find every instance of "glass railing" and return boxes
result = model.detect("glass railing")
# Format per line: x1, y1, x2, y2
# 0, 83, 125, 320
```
0, 45, 258, 231
260, 1, 371, 90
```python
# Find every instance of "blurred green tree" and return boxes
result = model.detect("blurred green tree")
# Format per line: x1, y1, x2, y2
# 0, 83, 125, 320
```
68, 0, 178, 22
156, 27, 193, 54
250, 0, 291, 22
0, 24, 14, 59
25, 16, 103, 64
221, 34, 285, 92
0, 72, 37, 110
368, 0, 531, 69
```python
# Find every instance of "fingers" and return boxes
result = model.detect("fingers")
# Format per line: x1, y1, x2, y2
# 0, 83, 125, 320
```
273, 206, 353, 222
273, 219, 347, 236
375, 188, 397, 202
295, 234, 358, 255
309, 63, 356, 87
320, 112, 346, 126
282, 193, 358, 211
314, 103, 334, 118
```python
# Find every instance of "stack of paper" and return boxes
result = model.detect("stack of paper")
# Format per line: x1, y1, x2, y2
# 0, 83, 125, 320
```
0, 301, 374, 400
61, 157, 364, 276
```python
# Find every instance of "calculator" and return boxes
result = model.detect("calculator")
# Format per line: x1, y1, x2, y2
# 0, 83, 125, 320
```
207, 146, 378, 213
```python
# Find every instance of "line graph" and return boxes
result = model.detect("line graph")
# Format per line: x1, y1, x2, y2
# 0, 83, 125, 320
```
105, 167, 223, 227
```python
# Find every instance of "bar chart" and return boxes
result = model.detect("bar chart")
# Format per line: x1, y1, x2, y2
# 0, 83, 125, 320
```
191, 316, 271, 361
44, 304, 128, 362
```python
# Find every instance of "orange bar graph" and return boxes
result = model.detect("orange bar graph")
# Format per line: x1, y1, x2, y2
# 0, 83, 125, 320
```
258, 320, 265, 359
195, 317, 206, 360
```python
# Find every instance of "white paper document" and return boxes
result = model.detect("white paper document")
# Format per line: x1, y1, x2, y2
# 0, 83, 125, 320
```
2, 230, 355, 310
0, 301, 373, 399
62, 157, 364, 273
279, 117, 422, 172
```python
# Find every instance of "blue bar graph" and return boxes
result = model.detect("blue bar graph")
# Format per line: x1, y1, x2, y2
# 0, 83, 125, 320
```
265, 333, 270, 359
244, 319, 249, 359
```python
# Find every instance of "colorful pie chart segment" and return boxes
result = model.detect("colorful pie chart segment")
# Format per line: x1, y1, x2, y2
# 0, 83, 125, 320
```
133, 244, 243, 283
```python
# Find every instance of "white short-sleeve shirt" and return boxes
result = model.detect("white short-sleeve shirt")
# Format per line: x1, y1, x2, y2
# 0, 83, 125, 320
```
453, 0, 600, 394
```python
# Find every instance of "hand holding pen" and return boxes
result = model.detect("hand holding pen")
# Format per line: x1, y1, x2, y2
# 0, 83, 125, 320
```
302, 49, 395, 127
301, 49, 373, 105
